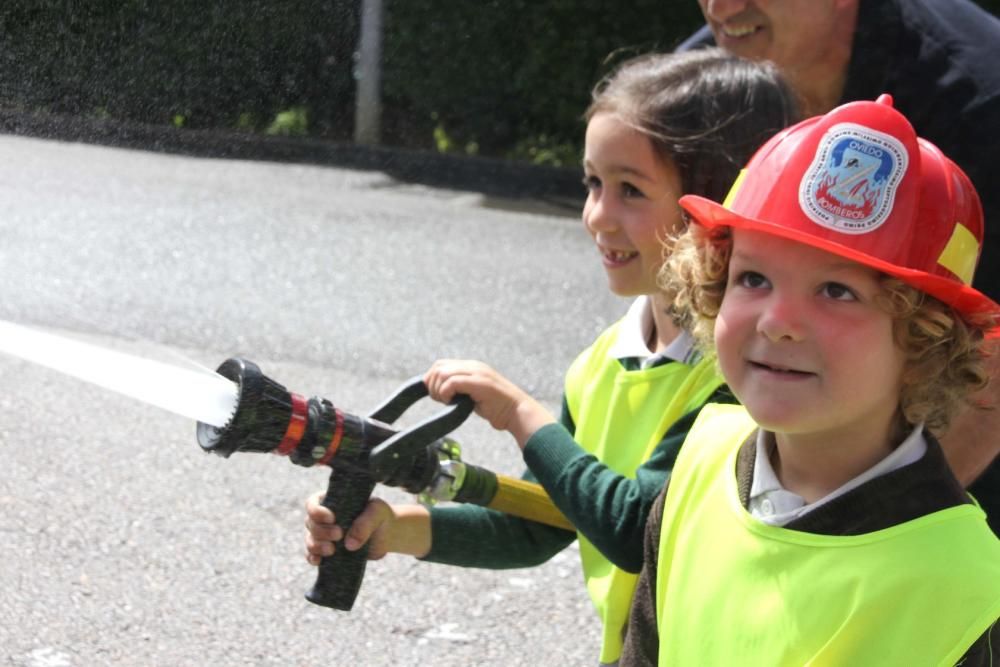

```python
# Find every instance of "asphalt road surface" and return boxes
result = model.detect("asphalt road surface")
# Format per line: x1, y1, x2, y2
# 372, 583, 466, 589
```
0, 134, 626, 666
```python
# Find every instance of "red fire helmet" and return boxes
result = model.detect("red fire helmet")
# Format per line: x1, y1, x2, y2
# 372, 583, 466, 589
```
679, 94, 1000, 318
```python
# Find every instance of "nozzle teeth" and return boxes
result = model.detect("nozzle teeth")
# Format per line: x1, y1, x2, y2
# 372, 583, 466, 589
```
196, 357, 295, 457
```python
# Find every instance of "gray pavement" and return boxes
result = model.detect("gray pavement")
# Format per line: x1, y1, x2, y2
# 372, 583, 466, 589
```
0, 134, 626, 666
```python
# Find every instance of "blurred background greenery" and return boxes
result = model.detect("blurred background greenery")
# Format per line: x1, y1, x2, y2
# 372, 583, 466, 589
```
1, 1, 996, 167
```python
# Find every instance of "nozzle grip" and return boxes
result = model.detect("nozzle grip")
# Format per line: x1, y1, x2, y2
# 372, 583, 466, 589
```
304, 468, 377, 611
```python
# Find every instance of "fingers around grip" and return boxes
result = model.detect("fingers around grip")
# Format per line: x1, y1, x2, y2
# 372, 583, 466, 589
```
343, 498, 392, 555
305, 497, 392, 564
422, 360, 453, 402
305, 530, 333, 566
424, 359, 477, 398
304, 490, 341, 566
305, 517, 342, 547
306, 490, 335, 524
305, 491, 341, 542
424, 359, 492, 403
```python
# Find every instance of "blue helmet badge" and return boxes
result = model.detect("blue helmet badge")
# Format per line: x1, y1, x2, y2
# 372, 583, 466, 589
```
799, 123, 908, 234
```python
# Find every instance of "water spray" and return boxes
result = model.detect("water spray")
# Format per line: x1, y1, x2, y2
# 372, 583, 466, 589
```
197, 357, 573, 611
0, 321, 572, 612
0, 320, 237, 425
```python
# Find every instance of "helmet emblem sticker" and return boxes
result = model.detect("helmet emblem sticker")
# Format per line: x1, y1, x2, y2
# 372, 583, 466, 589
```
799, 122, 908, 234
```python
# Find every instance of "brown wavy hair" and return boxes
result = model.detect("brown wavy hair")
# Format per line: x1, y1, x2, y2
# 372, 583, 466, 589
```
586, 48, 798, 205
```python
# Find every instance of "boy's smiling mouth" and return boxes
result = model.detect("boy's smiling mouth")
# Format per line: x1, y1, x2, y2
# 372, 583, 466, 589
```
748, 359, 815, 378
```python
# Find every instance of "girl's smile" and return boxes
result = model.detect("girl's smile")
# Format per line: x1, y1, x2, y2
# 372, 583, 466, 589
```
582, 112, 685, 298
599, 246, 639, 268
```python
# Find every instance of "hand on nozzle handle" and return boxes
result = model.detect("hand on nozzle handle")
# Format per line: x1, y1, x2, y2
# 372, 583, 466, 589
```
305, 494, 390, 562
305, 493, 432, 564
303, 468, 375, 611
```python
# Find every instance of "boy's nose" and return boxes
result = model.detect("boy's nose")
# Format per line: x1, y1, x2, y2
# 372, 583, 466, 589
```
702, 0, 753, 23
756, 296, 806, 343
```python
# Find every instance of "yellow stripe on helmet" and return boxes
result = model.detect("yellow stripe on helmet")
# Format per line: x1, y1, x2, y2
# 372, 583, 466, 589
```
938, 222, 979, 285
722, 169, 748, 210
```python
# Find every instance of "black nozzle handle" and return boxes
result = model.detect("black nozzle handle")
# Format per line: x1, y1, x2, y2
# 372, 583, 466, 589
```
304, 468, 377, 611
366, 375, 429, 425
368, 392, 475, 480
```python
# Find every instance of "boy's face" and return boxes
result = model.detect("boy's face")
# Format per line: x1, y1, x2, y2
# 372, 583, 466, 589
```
715, 229, 905, 444
582, 112, 684, 298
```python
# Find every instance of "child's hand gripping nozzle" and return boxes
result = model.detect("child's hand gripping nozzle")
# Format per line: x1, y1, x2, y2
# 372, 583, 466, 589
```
195, 358, 573, 612
195, 357, 474, 612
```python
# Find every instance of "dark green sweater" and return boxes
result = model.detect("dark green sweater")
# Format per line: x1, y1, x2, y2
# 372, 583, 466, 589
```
422, 386, 736, 573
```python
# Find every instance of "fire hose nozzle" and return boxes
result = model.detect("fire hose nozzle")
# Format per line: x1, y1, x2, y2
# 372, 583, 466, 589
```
194, 357, 573, 610
194, 358, 477, 611
196, 357, 297, 458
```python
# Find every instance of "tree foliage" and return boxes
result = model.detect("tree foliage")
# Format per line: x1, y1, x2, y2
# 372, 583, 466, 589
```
0, 0, 358, 137
381, 0, 705, 156
0, 1, 998, 163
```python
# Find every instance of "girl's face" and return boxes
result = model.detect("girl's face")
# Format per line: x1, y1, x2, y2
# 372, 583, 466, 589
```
715, 229, 906, 445
582, 112, 684, 297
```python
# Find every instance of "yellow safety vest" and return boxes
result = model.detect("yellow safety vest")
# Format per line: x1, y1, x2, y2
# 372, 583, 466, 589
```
655, 404, 1000, 666
564, 319, 723, 663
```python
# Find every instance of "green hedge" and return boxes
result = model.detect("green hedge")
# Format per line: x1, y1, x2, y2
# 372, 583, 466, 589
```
1, 1, 998, 164
382, 1, 705, 162
0, 0, 358, 137
381, 0, 1000, 163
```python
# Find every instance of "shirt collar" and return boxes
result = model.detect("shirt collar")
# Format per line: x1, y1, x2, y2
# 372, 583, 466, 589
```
607, 296, 698, 367
749, 423, 928, 525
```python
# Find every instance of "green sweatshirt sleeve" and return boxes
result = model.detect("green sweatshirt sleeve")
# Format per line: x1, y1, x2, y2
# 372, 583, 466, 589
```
421, 504, 576, 569
420, 403, 578, 569
522, 386, 736, 573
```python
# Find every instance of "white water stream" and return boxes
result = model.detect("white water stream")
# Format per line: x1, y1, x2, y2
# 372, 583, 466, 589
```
0, 320, 238, 426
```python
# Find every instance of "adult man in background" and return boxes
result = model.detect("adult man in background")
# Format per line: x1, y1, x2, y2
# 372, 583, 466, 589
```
680, 0, 1000, 534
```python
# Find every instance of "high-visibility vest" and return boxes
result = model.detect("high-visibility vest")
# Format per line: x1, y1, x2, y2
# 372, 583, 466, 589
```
564, 320, 723, 664
655, 404, 1000, 666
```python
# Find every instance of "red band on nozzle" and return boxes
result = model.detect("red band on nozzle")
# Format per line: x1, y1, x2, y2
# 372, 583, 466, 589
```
275, 393, 309, 456
316, 409, 345, 467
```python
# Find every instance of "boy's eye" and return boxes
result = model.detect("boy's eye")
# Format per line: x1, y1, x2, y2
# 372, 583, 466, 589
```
821, 282, 857, 301
583, 175, 601, 192
736, 271, 769, 289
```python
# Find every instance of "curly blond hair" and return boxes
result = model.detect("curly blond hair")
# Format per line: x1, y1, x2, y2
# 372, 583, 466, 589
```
660, 225, 993, 433
585, 48, 798, 205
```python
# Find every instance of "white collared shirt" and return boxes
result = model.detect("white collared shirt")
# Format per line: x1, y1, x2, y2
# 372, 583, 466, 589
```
748, 425, 928, 526
607, 295, 698, 368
